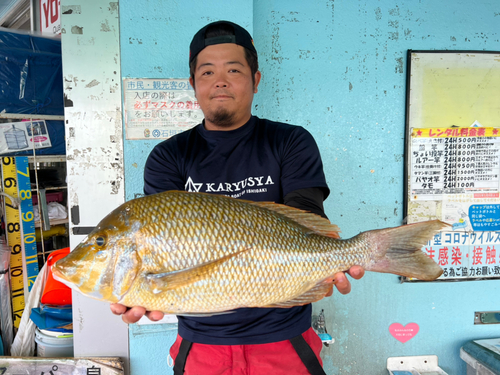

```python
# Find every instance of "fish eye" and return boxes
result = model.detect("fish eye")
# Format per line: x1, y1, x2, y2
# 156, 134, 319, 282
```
96, 236, 106, 246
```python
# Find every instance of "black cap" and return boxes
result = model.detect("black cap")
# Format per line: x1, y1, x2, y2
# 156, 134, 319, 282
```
189, 20, 257, 63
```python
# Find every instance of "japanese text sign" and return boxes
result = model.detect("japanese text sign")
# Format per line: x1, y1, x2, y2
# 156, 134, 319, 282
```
422, 230, 500, 280
469, 204, 500, 231
410, 127, 500, 200
123, 78, 203, 140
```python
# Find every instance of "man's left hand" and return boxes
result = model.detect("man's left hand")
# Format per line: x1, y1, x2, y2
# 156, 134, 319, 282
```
326, 266, 365, 296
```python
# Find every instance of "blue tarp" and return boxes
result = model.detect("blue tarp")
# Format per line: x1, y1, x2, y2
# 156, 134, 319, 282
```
30, 305, 72, 333
0, 28, 64, 116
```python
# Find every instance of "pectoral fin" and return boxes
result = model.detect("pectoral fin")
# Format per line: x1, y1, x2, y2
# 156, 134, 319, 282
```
146, 248, 249, 293
112, 250, 141, 301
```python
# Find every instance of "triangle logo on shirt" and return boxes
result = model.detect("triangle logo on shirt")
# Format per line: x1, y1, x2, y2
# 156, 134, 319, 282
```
185, 177, 203, 192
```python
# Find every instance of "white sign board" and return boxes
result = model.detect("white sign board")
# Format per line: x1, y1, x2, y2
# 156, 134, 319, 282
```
0, 121, 52, 154
40, 0, 61, 35
424, 230, 500, 280
410, 127, 500, 200
123, 78, 203, 140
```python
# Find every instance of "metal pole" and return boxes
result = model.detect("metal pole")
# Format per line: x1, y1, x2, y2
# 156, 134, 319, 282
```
0, 114, 65, 121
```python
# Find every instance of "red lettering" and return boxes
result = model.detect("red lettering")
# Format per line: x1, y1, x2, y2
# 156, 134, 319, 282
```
473, 246, 483, 266
43, 1, 50, 28
451, 247, 462, 265
50, 0, 59, 24
438, 247, 449, 266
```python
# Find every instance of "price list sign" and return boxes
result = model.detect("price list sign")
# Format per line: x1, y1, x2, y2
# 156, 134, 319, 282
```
410, 127, 500, 200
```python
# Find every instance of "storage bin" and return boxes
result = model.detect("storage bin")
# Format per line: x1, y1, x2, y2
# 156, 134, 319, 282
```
41, 248, 72, 305
34, 328, 73, 358
32, 191, 64, 206
460, 338, 500, 375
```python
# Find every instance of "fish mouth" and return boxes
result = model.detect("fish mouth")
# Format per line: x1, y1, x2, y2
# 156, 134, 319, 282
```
52, 257, 77, 283
52, 254, 107, 300
52, 265, 85, 293
52, 263, 105, 300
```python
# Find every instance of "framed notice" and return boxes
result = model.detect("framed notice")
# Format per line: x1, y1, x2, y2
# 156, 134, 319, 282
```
123, 78, 203, 140
404, 50, 500, 282
410, 127, 500, 201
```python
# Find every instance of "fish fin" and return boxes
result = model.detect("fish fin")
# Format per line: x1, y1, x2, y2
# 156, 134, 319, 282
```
175, 310, 236, 317
145, 248, 250, 292
252, 202, 341, 239
112, 250, 141, 301
262, 278, 335, 308
363, 220, 450, 281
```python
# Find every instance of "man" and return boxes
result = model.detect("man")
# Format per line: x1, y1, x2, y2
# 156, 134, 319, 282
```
111, 20, 364, 374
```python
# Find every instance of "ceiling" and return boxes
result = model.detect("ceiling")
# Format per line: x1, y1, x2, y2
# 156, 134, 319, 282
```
0, 0, 31, 30
0, 0, 20, 19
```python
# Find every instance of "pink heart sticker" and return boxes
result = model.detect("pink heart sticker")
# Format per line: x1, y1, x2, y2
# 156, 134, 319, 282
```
389, 323, 419, 343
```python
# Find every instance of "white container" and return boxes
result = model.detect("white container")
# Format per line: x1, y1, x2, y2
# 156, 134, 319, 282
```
387, 355, 449, 375
35, 328, 74, 357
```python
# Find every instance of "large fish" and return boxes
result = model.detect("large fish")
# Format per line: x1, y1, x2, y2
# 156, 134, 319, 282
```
53, 191, 447, 314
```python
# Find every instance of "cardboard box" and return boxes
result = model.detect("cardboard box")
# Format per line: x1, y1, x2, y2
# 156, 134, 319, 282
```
0, 357, 124, 375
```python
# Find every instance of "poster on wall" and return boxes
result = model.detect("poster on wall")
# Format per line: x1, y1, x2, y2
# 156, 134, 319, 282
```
404, 50, 500, 282
0, 121, 52, 154
123, 78, 204, 140
410, 127, 500, 200
423, 230, 500, 280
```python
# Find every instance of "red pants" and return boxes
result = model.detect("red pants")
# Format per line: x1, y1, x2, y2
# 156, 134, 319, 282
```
169, 328, 323, 375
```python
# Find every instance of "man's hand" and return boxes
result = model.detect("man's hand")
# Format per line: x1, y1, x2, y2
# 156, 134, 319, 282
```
110, 303, 165, 324
326, 266, 365, 296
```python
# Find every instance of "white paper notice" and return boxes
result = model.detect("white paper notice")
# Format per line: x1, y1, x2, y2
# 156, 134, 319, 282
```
123, 78, 204, 140
410, 127, 500, 200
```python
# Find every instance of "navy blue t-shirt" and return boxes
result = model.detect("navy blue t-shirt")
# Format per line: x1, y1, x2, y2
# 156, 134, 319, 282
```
144, 116, 329, 345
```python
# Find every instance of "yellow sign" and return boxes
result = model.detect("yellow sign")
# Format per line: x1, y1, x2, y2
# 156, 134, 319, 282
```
412, 127, 500, 138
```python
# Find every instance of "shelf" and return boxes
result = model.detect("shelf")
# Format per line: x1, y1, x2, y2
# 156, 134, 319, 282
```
0, 113, 64, 121
27, 155, 66, 163
35, 218, 68, 228
31, 186, 67, 192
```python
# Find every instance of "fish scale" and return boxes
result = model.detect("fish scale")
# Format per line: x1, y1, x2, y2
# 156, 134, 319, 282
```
53, 191, 448, 314
124, 231, 356, 312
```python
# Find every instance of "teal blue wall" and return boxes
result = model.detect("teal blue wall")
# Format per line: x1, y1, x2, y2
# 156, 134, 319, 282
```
120, 0, 254, 201
120, 1, 500, 373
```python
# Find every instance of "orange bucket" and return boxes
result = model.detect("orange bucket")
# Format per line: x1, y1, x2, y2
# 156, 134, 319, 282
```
41, 248, 72, 305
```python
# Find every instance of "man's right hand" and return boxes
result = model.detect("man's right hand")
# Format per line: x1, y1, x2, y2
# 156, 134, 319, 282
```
110, 303, 165, 324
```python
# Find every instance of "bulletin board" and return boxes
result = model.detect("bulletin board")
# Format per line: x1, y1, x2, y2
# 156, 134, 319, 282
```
403, 50, 500, 282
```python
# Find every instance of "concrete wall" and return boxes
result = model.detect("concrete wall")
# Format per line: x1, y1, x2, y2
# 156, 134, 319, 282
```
60, 0, 128, 370
117, 1, 500, 374
120, 0, 254, 200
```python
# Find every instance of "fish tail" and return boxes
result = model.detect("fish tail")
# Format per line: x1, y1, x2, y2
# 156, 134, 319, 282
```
362, 220, 449, 281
